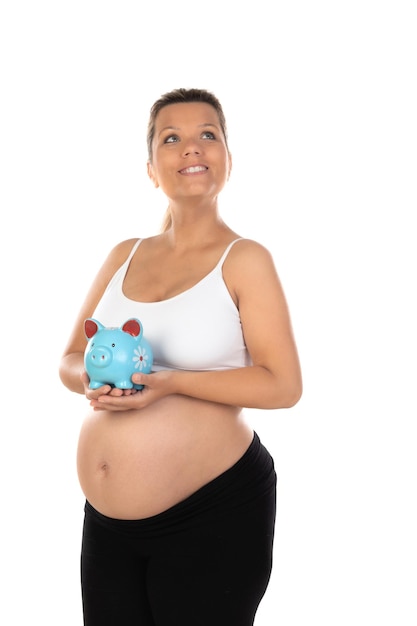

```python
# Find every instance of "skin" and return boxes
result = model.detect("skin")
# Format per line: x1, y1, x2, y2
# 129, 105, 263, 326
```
59, 101, 303, 519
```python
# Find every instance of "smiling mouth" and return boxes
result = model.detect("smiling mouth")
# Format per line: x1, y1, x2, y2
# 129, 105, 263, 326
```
179, 165, 208, 174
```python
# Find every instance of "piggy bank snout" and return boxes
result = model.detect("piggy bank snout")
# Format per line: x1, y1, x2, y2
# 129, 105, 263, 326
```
87, 345, 113, 368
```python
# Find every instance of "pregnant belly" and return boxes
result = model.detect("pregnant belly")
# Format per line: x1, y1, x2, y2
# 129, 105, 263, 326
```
77, 395, 252, 520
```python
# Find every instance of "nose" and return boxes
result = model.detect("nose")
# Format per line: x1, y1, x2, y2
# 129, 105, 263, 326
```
182, 138, 202, 157
88, 346, 113, 368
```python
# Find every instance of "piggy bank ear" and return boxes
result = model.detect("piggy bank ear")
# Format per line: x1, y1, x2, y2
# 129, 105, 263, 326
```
84, 318, 103, 339
122, 318, 142, 338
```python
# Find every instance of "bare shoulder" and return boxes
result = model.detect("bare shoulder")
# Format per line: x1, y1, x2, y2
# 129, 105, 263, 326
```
222, 238, 283, 305
83, 238, 142, 306
232, 238, 274, 257
226, 238, 278, 276
106, 237, 141, 264
95, 237, 140, 276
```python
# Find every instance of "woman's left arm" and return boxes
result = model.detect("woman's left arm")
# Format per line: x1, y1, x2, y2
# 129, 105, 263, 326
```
173, 240, 302, 409
91, 240, 302, 412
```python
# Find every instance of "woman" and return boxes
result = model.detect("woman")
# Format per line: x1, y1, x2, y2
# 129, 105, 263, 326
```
59, 87, 302, 626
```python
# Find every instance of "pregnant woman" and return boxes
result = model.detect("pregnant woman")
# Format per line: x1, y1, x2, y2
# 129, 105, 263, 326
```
59, 87, 302, 626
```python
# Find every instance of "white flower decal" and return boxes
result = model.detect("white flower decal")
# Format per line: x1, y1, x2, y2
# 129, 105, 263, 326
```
132, 346, 150, 370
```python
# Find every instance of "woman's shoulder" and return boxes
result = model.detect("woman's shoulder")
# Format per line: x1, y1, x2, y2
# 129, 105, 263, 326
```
110, 237, 141, 255
227, 238, 276, 265
103, 237, 142, 265
93, 238, 142, 282
223, 238, 279, 287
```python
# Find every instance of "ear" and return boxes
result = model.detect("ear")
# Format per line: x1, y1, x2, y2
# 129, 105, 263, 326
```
147, 161, 159, 188
227, 152, 233, 181
122, 318, 142, 338
85, 318, 102, 339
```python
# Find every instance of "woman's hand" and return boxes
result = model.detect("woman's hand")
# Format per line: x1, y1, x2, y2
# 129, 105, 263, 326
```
87, 371, 174, 412
81, 371, 139, 404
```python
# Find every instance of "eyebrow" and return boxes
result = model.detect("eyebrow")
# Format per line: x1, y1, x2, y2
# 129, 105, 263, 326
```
157, 123, 219, 138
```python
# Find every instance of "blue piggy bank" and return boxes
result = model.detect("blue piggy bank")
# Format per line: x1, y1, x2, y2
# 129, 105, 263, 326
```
84, 318, 153, 390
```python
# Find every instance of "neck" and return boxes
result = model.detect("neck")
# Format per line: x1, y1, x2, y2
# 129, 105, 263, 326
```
163, 211, 233, 250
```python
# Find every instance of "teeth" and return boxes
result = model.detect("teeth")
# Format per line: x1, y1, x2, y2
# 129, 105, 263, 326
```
182, 166, 207, 173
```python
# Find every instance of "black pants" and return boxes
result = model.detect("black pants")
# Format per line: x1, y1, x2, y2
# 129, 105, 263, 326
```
81, 432, 277, 626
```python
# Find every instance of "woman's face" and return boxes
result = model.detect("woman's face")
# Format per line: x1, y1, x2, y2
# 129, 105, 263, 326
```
147, 101, 232, 202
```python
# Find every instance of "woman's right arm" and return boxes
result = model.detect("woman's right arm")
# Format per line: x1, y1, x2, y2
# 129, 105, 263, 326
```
58, 238, 139, 394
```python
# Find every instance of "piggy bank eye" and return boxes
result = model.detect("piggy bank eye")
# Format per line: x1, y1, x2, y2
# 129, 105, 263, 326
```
112, 343, 116, 347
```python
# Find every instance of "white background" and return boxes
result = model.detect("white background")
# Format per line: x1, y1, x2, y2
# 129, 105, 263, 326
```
1, 1, 416, 624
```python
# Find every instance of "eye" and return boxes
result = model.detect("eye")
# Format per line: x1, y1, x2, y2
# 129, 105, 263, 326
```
201, 131, 215, 140
164, 134, 180, 144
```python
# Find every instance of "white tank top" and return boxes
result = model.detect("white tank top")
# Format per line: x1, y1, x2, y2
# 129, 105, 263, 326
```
92, 238, 251, 372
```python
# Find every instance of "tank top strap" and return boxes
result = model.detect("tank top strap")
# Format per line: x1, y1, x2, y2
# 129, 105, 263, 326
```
216, 238, 244, 269
125, 238, 143, 263
125, 237, 241, 271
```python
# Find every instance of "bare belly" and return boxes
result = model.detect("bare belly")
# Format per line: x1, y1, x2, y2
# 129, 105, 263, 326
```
77, 395, 253, 520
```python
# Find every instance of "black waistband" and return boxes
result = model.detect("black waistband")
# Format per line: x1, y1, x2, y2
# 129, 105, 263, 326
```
84, 431, 275, 537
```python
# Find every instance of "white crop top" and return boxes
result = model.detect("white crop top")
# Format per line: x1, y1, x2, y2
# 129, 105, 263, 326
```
92, 238, 252, 372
